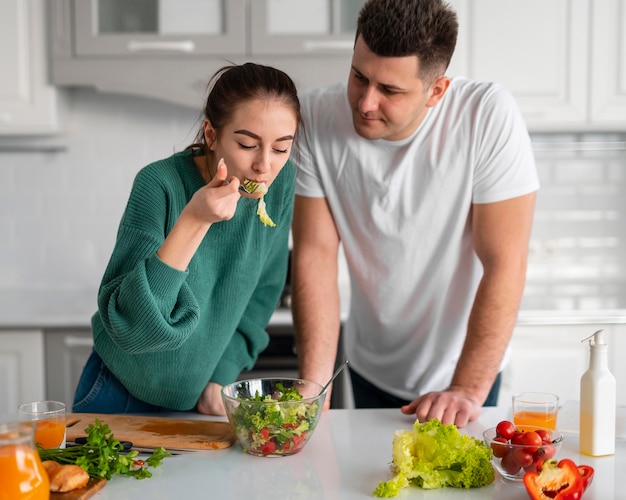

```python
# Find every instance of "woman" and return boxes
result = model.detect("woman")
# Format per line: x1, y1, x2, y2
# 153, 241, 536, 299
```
73, 63, 302, 415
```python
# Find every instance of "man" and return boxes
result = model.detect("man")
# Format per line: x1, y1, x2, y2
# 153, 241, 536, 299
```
291, 0, 538, 428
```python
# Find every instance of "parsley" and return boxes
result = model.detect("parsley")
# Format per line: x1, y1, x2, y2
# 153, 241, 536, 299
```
37, 419, 171, 480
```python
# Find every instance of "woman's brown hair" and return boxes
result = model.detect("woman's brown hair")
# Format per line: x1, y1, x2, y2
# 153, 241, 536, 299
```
188, 62, 302, 153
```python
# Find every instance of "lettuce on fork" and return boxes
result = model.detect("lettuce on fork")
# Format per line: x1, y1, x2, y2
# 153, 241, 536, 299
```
373, 418, 494, 497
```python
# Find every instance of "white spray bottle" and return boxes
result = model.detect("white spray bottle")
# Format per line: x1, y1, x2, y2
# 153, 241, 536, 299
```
579, 329, 616, 456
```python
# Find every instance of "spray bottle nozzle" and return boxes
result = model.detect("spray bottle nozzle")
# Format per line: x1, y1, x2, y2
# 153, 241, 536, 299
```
581, 329, 605, 346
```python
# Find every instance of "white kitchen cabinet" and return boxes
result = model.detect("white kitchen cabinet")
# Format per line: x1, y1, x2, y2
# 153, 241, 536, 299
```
44, 329, 93, 409
448, 0, 626, 131
590, 0, 626, 126
0, 0, 64, 135
49, 0, 626, 129
500, 324, 625, 411
249, 0, 364, 55
48, 0, 362, 107
72, 0, 246, 56
447, 0, 589, 131
0, 330, 46, 415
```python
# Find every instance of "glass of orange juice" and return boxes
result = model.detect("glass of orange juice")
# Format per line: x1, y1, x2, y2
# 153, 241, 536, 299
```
18, 400, 66, 449
0, 421, 50, 500
512, 392, 559, 431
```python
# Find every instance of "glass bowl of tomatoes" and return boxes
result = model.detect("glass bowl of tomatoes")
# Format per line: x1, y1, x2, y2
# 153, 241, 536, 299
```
221, 378, 326, 457
483, 420, 564, 481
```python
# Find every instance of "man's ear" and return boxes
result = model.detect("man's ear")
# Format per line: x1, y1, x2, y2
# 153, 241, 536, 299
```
426, 76, 451, 108
203, 119, 217, 150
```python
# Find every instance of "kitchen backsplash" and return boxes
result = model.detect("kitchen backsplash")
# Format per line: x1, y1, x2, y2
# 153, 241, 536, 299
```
0, 89, 624, 319
524, 134, 626, 311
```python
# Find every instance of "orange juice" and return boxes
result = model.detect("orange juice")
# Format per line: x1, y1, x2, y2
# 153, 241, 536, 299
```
513, 410, 557, 431
0, 426, 50, 500
34, 419, 65, 449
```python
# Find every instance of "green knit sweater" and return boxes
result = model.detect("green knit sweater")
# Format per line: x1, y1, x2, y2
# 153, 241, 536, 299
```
92, 149, 295, 410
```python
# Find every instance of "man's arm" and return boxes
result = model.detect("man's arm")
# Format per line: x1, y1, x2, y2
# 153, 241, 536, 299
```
402, 191, 536, 427
291, 195, 342, 409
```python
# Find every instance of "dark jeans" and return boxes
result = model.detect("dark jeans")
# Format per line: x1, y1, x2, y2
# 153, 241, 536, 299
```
72, 350, 170, 413
350, 368, 502, 408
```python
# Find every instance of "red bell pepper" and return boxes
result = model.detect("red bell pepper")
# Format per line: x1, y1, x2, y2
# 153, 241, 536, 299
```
577, 465, 594, 492
523, 459, 585, 500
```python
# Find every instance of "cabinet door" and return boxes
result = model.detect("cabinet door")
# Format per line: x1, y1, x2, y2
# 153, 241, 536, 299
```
447, 0, 589, 130
250, 0, 365, 55
44, 330, 93, 409
0, 0, 62, 134
0, 331, 45, 415
73, 0, 246, 56
590, 0, 626, 126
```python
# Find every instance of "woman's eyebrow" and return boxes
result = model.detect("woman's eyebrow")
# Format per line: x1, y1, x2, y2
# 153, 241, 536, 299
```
234, 129, 294, 142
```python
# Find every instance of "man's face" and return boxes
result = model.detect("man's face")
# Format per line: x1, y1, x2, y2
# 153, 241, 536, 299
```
347, 36, 449, 141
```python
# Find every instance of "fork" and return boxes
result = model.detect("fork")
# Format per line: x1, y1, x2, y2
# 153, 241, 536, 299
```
240, 179, 267, 194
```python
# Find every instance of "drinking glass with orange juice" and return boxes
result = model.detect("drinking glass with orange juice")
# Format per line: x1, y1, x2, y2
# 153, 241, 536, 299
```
0, 421, 50, 500
512, 392, 559, 431
18, 400, 66, 449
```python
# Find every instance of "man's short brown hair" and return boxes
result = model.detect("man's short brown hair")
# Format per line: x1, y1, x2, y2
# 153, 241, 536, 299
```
356, 0, 458, 84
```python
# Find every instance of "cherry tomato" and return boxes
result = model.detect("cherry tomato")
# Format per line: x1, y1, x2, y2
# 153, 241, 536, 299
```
535, 429, 551, 442
512, 448, 534, 468
491, 437, 509, 458
260, 441, 276, 454
541, 444, 556, 460
511, 431, 526, 446
501, 451, 522, 475
521, 431, 543, 453
496, 420, 516, 440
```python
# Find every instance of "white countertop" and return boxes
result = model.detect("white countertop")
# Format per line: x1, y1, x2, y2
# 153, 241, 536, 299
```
91, 407, 625, 499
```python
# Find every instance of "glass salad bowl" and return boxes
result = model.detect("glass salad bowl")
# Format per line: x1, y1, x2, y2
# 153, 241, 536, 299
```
221, 378, 325, 457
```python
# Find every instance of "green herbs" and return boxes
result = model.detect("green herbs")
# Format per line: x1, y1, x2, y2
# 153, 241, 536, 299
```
373, 418, 494, 497
38, 419, 171, 480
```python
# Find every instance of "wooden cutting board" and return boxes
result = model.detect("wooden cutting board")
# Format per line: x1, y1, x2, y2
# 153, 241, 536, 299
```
65, 413, 236, 451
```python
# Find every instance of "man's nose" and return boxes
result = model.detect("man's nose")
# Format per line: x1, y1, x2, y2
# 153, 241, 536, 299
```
359, 86, 379, 113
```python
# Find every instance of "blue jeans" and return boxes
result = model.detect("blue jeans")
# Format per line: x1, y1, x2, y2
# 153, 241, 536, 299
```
349, 368, 502, 408
72, 350, 170, 413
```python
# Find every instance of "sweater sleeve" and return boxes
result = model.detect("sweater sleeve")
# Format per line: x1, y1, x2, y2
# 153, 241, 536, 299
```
96, 164, 201, 354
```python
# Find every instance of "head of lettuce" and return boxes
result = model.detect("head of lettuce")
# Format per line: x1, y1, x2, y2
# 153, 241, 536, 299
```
373, 418, 495, 497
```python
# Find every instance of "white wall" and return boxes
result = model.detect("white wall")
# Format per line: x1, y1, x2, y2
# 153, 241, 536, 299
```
0, 89, 625, 318
0, 89, 198, 303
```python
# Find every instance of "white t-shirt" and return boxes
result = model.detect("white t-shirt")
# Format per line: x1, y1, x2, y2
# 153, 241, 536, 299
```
294, 77, 539, 401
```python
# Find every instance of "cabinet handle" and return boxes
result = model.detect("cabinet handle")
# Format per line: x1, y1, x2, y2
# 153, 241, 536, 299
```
64, 336, 94, 348
126, 40, 196, 53
302, 40, 354, 52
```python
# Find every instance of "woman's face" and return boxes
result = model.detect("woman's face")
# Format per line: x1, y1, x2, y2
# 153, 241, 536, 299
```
204, 98, 298, 199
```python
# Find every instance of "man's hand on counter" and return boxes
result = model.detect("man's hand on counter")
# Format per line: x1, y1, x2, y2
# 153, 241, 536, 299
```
400, 389, 481, 429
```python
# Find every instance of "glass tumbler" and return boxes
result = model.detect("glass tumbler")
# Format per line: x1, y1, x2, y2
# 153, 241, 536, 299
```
18, 400, 66, 449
